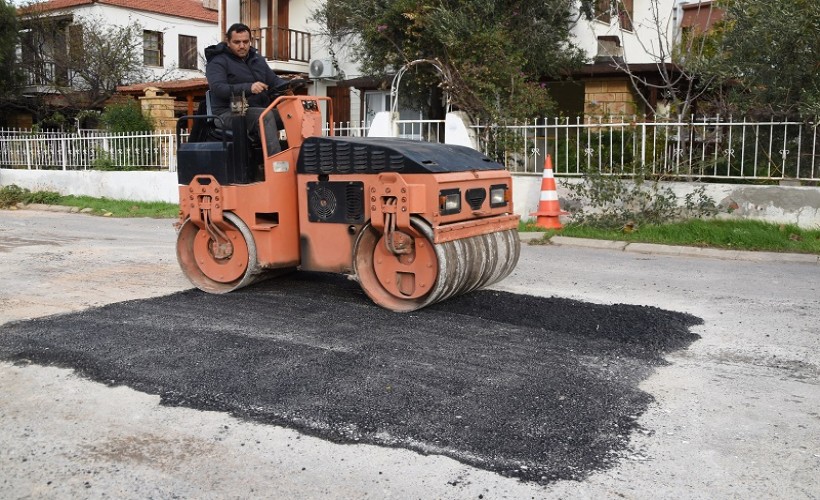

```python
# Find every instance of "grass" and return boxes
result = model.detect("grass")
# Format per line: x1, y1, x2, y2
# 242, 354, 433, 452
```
520, 219, 820, 254
1, 184, 177, 218
56, 195, 180, 218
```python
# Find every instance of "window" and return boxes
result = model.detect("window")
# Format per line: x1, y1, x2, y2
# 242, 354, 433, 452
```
594, 0, 632, 31
143, 30, 163, 66
618, 0, 634, 31
179, 35, 198, 70
595, 0, 612, 24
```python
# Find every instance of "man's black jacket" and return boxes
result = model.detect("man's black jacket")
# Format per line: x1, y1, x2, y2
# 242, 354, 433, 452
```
204, 42, 288, 115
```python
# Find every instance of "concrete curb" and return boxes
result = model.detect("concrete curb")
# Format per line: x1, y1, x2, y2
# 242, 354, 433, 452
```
16, 203, 97, 214
550, 236, 628, 251
524, 233, 820, 265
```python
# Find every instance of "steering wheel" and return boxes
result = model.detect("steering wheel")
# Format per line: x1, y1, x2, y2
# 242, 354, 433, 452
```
269, 78, 310, 98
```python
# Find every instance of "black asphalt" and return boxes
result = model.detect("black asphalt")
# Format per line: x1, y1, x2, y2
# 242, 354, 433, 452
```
0, 273, 700, 484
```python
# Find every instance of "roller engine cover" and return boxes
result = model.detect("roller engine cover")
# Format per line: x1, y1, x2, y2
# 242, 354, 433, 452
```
297, 137, 505, 175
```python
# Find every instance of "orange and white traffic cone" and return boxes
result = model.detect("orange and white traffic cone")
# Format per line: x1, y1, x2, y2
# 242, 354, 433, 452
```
530, 154, 568, 229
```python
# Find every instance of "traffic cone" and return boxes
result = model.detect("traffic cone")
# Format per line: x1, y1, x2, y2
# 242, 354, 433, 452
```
530, 154, 568, 229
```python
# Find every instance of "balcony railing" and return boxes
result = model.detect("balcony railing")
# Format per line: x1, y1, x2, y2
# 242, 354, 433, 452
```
251, 26, 311, 63
23, 60, 56, 87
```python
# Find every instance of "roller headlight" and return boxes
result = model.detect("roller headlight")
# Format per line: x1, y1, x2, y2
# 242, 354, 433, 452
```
439, 189, 461, 215
489, 184, 508, 208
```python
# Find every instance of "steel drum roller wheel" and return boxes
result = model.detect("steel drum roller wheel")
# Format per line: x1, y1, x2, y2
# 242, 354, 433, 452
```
354, 216, 521, 312
176, 212, 260, 293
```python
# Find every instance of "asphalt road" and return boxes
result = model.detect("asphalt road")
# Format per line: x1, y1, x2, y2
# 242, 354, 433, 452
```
1, 210, 818, 499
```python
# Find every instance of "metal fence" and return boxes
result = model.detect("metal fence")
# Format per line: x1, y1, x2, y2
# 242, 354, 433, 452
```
328, 119, 446, 142
477, 116, 820, 180
2, 117, 818, 181
0, 129, 178, 171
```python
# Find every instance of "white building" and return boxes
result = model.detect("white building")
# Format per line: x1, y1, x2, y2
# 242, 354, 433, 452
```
14, 0, 219, 126
19, 0, 219, 81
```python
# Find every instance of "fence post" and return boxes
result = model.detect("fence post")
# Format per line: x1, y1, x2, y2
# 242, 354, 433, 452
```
169, 131, 177, 172
641, 121, 646, 171
61, 136, 68, 171
25, 139, 32, 170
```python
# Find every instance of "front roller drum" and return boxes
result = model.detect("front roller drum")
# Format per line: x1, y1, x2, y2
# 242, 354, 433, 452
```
176, 211, 261, 293
354, 216, 520, 312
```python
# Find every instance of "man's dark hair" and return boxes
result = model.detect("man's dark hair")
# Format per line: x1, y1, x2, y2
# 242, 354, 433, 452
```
226, 23, 251, 40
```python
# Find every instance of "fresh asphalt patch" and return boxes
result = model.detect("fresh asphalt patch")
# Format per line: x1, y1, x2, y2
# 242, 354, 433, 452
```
0, 272, 700, 484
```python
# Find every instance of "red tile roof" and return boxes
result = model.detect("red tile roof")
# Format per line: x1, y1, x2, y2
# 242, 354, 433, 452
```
18, 0, 93, 12
20, 0, 217, 23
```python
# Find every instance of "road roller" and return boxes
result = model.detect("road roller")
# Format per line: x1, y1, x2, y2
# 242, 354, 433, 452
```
175, 91, 520, 312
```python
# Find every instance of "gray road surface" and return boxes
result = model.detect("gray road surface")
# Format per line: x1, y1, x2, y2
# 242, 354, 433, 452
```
0, 210, 818, 499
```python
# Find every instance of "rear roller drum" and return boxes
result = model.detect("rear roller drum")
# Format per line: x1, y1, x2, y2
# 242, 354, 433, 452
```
354, 216, 520, 312
176, 211, 261, 293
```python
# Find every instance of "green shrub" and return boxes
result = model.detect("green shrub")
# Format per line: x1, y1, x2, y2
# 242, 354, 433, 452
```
0, 184, 28, 208
566, 170, 718, 230
0, 185, 63, 207
25, 189, 61, 204
92, 150, 117, 170
99, 102, 154, 132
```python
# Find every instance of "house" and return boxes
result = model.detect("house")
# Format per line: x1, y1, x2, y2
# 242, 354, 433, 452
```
12, 0, 219, 128
565, 0, 725, 120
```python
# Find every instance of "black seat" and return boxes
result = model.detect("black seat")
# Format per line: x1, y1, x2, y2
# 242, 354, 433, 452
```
205, 90, 233, 141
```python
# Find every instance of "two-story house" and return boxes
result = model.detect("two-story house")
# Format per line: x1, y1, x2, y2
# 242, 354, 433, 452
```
13, 0, 219, 128
566, 0, 724, 119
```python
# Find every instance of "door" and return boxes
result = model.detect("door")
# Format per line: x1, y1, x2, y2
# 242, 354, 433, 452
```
275, 0, 290, 60
326, 86, 350, 125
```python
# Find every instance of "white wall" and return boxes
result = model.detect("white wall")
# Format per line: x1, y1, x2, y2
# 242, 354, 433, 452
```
571, 0, 679, 64
0, 169, 179, 204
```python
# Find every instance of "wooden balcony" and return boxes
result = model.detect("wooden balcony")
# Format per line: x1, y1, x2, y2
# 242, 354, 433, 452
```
251, 26, 311, 63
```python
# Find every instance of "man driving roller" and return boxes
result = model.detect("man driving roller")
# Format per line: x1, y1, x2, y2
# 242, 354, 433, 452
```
204, 23, 289, 151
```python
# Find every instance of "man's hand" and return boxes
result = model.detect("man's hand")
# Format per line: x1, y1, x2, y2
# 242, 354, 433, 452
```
250, 81, 268, 94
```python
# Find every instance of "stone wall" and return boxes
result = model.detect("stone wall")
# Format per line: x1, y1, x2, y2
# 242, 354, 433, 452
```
139, 88, 177, 131
584, 79, 640, 117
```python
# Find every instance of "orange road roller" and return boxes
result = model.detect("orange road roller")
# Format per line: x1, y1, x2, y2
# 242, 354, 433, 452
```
175, 94, 520, 312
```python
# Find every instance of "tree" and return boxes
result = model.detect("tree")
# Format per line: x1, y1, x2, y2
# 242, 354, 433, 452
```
313, 0, 592, 123
0, 0, 21, 103
17, 8, 149, 110
704, 0, 820, 118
